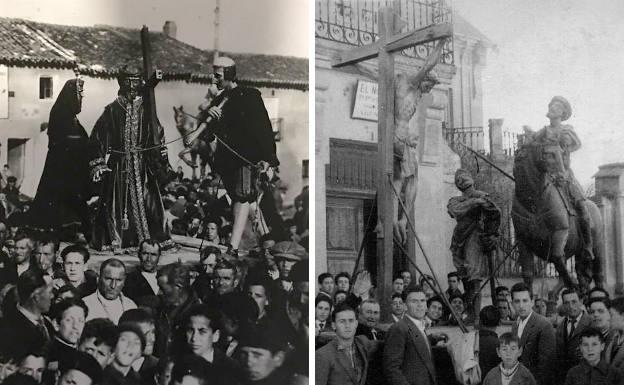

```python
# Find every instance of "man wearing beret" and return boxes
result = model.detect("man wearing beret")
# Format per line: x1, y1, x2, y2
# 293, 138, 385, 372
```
237, 326, 306, 385
57, 352, 103, 385
100, 324, 144, 385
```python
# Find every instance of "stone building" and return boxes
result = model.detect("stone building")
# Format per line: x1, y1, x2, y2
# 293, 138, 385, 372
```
315, 1, 492, 294
0, 18, 308, 205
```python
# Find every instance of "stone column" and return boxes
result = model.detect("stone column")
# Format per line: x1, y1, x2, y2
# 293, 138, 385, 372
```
594, 163, 624, 294
315, 78, 329, 275
489, 118, 504, 161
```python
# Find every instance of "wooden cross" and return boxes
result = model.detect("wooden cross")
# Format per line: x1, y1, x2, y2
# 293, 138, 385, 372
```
332, 7, 451, 317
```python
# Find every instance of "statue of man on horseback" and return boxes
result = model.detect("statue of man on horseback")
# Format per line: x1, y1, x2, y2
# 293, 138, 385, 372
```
513, 96, 603, 295
535, 96, 595, 261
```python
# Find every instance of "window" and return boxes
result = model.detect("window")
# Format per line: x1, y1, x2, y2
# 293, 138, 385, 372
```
39, 77, 53, 99
302, 159, 309, 179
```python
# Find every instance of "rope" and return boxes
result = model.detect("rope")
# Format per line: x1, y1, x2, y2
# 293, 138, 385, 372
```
393, 234, 467, 332
108, 110, 259, 170
387, 174, 468, 333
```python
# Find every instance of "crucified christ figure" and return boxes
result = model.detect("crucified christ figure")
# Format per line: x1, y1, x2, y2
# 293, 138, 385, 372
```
393, 40, 446, 245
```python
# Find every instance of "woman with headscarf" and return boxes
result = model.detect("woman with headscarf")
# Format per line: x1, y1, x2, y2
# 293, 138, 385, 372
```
28, 77, 92, 241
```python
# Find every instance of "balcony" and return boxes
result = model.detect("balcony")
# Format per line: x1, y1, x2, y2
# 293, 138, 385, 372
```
315, 0, 453, 64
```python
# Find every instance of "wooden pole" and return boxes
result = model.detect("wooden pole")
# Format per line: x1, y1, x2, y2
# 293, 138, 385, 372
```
376, 7, 396, 321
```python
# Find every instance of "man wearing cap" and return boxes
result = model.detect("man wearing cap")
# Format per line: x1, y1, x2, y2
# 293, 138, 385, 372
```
199, 56, 278, 257
89, 65, 172, 252
531, 96, 595, 261
271, 241, 306, 292
56, 351, 103, 385
238, 325, 307, 385
0, 269, 55, 359
100, 324, 144, 385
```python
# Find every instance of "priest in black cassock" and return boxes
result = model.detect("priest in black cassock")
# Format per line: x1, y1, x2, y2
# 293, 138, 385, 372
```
89, 66, 171, 251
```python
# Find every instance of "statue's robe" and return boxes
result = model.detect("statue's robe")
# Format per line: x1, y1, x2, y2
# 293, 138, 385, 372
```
448, 190, 501, 280
89, 96, 170, 250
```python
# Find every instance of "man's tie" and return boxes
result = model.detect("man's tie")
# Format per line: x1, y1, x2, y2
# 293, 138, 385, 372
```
568, 318, 576, 338
37, 319, 50, 341
371, 328, 378, 341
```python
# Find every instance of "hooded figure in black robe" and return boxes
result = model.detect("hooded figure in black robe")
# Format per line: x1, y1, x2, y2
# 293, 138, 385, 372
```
28, 77, 92, 240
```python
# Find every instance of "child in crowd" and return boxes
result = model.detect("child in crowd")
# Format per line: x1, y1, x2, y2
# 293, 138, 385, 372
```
482, 332, 536, 385
564, 327, 621, 385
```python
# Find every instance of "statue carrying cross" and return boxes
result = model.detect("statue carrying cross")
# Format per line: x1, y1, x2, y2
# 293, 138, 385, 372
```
332, 6, 451, 312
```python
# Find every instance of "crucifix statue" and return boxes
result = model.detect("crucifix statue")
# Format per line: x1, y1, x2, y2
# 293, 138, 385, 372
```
332, 7, 451, 313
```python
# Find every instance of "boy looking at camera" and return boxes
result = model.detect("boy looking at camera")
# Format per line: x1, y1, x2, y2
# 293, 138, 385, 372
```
482, 332, 536, 385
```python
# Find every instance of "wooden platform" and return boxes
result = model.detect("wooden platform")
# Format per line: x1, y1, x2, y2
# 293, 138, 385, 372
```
77, 234, 249, 271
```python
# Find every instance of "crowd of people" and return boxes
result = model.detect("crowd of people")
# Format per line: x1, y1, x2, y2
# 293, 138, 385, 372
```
162, 170, 309, 253
0, 224, 310, 385
315, 270, 624, 385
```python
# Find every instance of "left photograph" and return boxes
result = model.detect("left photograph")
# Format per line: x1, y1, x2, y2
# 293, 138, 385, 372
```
0, 0, 309, 384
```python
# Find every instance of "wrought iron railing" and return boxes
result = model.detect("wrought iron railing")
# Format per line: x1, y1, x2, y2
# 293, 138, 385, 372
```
503, 131, 519, 157
494, 237, 562, 279
315, 0, 453, 64
443, 125, 485, 153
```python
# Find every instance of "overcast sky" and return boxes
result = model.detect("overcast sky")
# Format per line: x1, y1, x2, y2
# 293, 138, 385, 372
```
453, 0, 624, 187
0, 0, 309, 58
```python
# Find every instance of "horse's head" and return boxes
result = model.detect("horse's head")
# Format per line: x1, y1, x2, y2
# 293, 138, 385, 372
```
173, 105, 188, 133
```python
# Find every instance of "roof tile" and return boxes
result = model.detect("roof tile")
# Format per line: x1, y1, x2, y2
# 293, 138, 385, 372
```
0, 17, 308, 90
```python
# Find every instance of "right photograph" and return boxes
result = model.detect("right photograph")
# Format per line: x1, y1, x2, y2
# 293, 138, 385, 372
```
314, 1, 624, 384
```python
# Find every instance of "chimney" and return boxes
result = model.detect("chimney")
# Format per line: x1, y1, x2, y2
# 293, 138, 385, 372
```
163, 21, 177, 39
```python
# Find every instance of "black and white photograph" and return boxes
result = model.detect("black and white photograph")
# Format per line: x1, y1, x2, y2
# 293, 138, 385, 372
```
0, 0, 309, 384
315, 1, 624, 385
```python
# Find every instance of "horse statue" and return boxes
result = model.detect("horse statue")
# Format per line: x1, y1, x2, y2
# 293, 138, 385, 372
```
512, 99, 603, 297
173, 105, 212, 180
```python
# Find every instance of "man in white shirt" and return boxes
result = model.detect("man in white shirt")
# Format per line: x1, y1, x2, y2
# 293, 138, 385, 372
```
83, 258, 137, 324
510, 282, 555, 385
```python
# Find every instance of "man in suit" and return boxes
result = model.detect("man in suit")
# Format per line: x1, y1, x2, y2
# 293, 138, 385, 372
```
316, 302, 379, 385
587, 297, 613, 357
0, 232, 37, 289
383, 286, 444, 385
605, 297, 624, 373
317, 273, 334, 302
555, 288, 592, 383
356, 299, 385, 341
390, 293, 405, 323
510, 282, 556, 385
0, 269, 54, 359
445, 271, 463, 298
123, 239, 161, 307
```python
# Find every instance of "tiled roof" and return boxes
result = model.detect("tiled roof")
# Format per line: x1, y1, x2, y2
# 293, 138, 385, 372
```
0, 18, 308, 90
